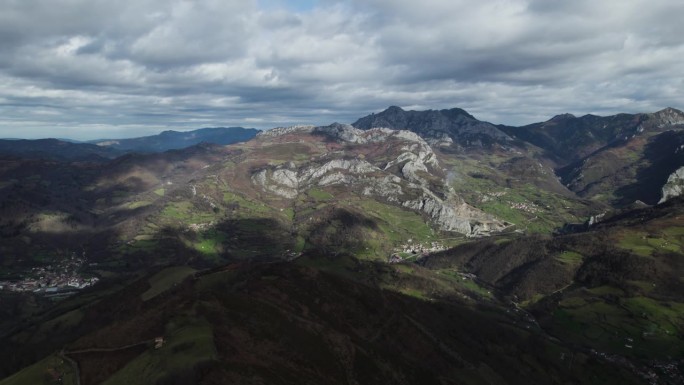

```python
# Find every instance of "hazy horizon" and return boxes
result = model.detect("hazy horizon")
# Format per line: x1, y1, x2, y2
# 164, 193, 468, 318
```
2, 104, 682, 141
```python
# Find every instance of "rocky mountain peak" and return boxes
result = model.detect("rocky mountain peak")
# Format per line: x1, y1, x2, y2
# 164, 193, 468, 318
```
352, 106, 511, 147
549, 113, 576, 122
441, 107, 476, 120
650, 107, 684, 127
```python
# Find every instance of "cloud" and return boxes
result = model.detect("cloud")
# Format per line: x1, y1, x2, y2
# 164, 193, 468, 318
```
0, 0, 683, 139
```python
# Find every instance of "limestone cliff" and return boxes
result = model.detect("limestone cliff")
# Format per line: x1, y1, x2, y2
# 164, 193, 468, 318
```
659, 166, 684, 203
251, 124, 506, 236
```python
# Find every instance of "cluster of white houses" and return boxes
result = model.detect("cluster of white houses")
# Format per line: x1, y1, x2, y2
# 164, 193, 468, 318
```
509, 202, 540, 213
0, 254, 98, 293
389, 240, 447, 263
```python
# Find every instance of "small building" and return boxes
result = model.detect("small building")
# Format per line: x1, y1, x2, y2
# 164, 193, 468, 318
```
154, 337, 165, 349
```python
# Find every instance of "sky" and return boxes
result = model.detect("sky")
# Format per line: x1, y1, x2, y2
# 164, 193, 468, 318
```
1, 0, 683, 140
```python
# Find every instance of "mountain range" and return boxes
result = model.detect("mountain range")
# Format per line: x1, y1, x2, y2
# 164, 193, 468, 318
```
1, 106, 684, 384
89, 126, 260, 153
0, 127, 259, 161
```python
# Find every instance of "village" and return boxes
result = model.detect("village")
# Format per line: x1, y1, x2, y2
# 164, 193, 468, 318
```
0, 252, 99, 294
589, 349, 684, 385
509, 201, 540, 213
388, 239, 447, 263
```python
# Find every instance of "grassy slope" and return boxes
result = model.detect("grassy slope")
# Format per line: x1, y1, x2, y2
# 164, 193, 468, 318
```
537, 206, 684, 360
141, 266, 197, 301
101, 316, 216, 385
443, 152, 593, 234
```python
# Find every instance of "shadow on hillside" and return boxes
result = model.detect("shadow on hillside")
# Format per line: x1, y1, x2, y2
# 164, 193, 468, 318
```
614, 130, 684, 205
306, 207, 380, 256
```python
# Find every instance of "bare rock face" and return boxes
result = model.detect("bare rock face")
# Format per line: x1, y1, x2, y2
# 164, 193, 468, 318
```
650, 107, 684, 128
301, 159, 379, 181
251, 168, 299, 199
251, 147, 380, 199
313, 123, 368, 143
659, 166, 684, 203
402, 196, 472, 234
251, 124, 506, 236
257, 125, 315, 138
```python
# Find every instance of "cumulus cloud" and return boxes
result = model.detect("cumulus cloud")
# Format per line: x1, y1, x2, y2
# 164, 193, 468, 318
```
0, 0, 682, 139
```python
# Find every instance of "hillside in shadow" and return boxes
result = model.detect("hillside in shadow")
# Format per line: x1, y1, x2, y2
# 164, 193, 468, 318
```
0, 256, 644, 385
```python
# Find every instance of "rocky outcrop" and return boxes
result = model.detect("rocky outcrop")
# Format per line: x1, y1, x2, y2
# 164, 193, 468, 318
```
401, 192, 506, 236
251, 124, 506, 236
251, 168, 299, 199
257, 125, 315, 138
300, 159, 379, 180
251, 158, 379, 199
313, 123, 368, 144
659, 166, 684, 203
587, 212, 607, 227
402, 196, 472, 234
649, 107, 684, 128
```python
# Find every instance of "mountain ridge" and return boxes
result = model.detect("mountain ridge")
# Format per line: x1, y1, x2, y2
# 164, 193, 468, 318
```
352, 106, 512, 147
90, 126, 259, 153
0, 138, 121, 161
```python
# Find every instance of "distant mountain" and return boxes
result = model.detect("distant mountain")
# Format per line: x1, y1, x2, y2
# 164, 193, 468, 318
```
535, 108, 684, 206
0, 127, 259, 162
351, 106, 684, 207
559, 129, 684, 206
352, 106, 512, 147
91, 126, 259, 152
0, 138, 121, 161
500, 107, 684, 165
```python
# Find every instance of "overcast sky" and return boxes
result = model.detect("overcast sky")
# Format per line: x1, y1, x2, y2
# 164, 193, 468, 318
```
1, 0, 683, 139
